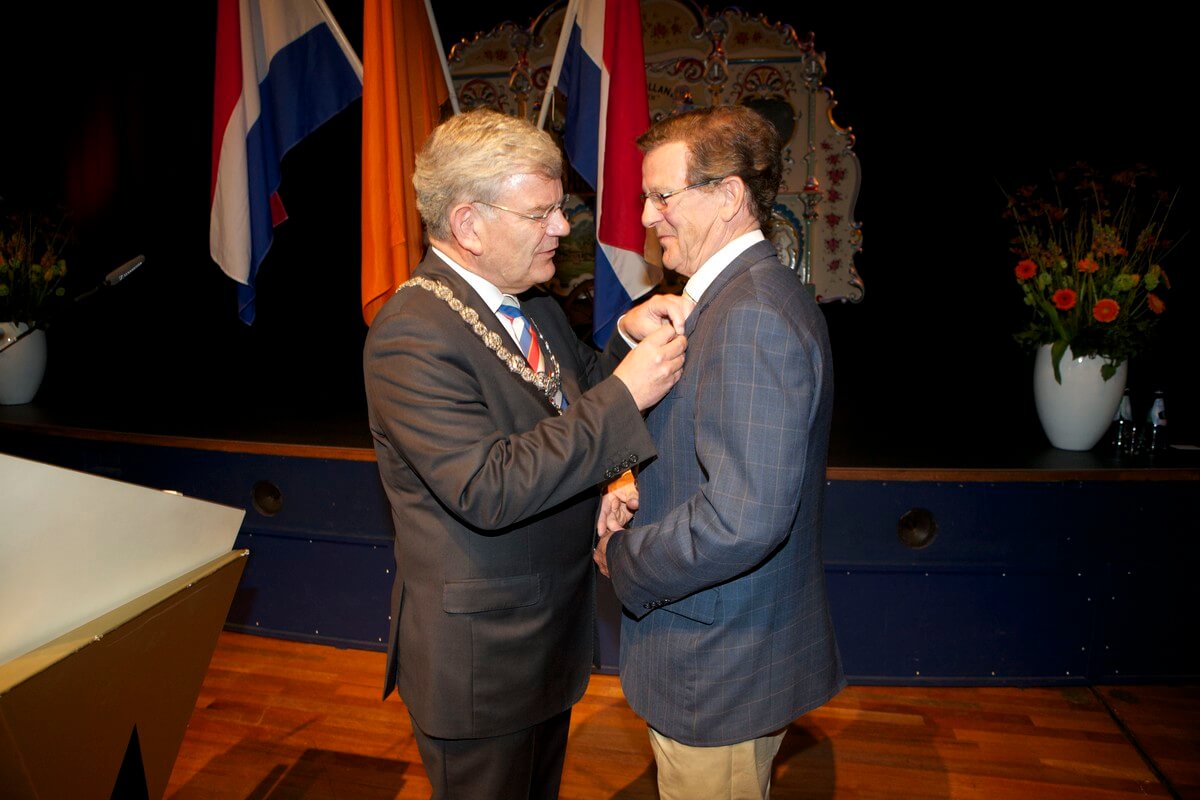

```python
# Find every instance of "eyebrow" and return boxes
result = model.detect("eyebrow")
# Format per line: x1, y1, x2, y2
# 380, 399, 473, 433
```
534, 198, 566, 213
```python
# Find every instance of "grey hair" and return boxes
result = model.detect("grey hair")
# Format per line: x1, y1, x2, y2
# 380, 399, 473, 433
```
413, 109, 564, 240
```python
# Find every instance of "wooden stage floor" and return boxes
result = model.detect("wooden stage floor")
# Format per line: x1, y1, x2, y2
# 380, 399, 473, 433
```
166, 632, 1200, 799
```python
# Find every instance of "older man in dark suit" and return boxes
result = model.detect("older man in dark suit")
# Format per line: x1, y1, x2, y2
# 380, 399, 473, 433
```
363, 109, 689, 800
596, 105, 846, 799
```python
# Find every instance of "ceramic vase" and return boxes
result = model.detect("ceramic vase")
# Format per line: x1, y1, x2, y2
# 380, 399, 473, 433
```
0, 322, 48, 405
1033, 344, 1127, 451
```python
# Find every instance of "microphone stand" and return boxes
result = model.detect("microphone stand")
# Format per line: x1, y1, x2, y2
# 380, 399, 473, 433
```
0, 254, 146, 354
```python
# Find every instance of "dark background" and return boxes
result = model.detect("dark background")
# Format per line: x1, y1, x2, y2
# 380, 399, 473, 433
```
4, 2, 1197, 448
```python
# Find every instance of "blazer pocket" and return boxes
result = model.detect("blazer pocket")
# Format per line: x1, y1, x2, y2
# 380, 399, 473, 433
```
442, 574, 542, 614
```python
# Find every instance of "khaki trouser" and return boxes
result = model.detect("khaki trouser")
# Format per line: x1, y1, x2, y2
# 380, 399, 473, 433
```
648, 726, 788, 800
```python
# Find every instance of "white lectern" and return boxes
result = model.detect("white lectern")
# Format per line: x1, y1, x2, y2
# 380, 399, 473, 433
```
0, 453, 247, 799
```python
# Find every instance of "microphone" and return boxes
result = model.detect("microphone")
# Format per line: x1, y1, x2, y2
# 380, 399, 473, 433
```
72, 254, 147, 304
1, 254, 149, 352
104, 254, 145, 287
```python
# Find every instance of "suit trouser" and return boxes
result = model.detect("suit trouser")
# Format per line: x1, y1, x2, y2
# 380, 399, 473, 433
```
409, 708, 572, 800
648, 725, 788, 800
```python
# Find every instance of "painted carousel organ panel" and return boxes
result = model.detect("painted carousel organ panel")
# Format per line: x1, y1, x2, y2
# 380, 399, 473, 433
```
446, 0, 863, 310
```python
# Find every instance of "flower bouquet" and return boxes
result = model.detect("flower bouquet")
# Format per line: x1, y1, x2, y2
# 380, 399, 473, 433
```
0, 211, 70, 329
1004, 162, 1180, 383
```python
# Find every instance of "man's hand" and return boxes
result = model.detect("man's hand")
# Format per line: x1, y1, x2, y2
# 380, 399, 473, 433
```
598, 471, 638, 537
594, 529, 615, 578
595, 472, 637, 579
612, 325, 686, 411
619, 293, 695, 342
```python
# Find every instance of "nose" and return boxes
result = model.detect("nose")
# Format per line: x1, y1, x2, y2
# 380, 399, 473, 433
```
545, 205, 570, 236
641, 196, 661, 228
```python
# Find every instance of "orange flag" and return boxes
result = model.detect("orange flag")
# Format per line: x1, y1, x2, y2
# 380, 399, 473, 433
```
361, 0, 450, 326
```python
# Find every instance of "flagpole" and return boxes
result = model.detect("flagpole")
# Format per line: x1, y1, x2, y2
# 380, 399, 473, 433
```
313, 0, 364, 80
423, 0, 461, 115
536, 0, 580, 130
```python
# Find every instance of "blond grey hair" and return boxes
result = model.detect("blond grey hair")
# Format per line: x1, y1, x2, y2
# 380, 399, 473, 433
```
413, 109, 564, 240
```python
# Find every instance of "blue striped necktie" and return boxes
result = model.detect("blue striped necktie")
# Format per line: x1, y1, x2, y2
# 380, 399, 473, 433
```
498, 297, 567, 410
497, 298, 543, 373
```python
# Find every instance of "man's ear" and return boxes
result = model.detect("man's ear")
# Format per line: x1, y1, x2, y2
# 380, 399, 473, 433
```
718, 176, 747, 223
450, 202, 485, 256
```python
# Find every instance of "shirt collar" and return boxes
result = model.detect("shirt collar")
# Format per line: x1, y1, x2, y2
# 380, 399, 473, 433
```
682, 229, 765, 302
431, 246, 507, 313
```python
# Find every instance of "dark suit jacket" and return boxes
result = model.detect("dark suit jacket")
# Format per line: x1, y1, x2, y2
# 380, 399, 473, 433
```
364, 252, 655, 740
607, 240, 845, 746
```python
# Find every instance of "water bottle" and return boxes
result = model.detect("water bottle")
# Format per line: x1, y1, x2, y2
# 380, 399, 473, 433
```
1109, 388, 1134, 455
1144, 390, 1168, 452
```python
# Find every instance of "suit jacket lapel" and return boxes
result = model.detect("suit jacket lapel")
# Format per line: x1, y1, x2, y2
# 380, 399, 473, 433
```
684, 239, 776, 337
414, 254, 514, 355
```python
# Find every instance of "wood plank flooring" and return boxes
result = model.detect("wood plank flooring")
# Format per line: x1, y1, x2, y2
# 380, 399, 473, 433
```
165, 632, 1199, 799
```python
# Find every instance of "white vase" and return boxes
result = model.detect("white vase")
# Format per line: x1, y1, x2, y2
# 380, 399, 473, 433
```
0, 322, 48, 405
1033, 344, 1127, 451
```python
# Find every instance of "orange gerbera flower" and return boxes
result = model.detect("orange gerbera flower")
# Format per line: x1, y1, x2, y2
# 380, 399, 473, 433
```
1076, 257, 1099, 273
1147, 293, 1165, 314
1014, 259, 1037, 280
1052, 288, 1077, 310
1093, 298, 1120, 322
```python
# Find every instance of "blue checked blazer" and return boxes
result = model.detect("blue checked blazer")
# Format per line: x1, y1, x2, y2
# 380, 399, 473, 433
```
607, 239, 846, 746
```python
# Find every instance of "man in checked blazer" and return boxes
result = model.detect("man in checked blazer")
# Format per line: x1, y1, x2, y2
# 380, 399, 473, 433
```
596, 105, 846, 799
363, 109, 691, 800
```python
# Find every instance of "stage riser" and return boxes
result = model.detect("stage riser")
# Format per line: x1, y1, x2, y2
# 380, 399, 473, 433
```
4, 432, 1195, 684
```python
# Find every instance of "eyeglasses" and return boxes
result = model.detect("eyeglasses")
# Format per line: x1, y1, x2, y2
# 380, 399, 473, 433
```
474, 199, 566, 228
640, 178, 723, 211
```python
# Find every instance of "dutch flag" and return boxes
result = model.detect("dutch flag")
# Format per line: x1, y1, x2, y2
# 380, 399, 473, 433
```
555, 0, 659, 346
210, 0, 363, 324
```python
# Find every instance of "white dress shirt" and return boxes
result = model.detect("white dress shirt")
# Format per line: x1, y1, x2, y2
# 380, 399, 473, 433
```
618, 229, 766, 346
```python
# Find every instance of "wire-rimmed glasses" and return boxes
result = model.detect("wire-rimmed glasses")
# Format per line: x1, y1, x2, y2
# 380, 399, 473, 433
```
640, 178, 724, 211
474, 198, 567, 228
